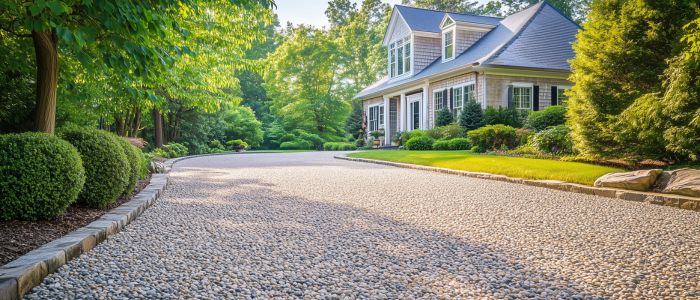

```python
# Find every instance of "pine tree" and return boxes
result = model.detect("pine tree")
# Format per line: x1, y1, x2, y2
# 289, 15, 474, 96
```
459, 101, 484, 131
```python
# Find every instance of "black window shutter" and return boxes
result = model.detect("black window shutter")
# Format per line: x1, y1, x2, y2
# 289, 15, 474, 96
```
507, 85, 513, 108
533, 85, 539, 111
448, 88, 454, 111
443, 89, 448, 110
551, 86, 558, 106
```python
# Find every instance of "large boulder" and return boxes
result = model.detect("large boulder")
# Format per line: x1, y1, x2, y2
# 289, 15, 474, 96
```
594, 169, 663, 191
654, 168, 700, 197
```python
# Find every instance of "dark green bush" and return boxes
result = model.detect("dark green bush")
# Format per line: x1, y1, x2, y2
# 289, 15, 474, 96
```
428, 124, 464, 140
483, 107, 524, 128
226, 139, 249, 151
323, 142, 357, 151
467, 124, 518, 151
531, 125, 573, 154
448, 138, 471, 150
516, 128, 535, 146
435, 109, 454, 127
60, 128, 130, 208
0, 133, 86, 220
299, 132, 325, 150
459, 101, 484, 131
164, 143, 188, 158
280, 139, 313, 150
432, 139, 452, 150
401, 130, 426, 145
405, 136, 434, 150
116, 137, 142, 196
471, 145, 485, 153
525, 105, 567, 131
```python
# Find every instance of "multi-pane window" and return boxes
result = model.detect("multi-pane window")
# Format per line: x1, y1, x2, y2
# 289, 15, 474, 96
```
443, 30, 454, 60
389, 37, 411, 78
368, 105, 385, 132
434, 90, 447, 120
411, 101, 420, 130
452, 84, 476, 117
513, 86, 532, 112
557, 87, 570, 105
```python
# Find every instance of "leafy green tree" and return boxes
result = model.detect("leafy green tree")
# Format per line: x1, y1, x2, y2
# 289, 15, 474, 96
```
459, 101, 484, 131
567, 0, 698, 158
223, 106, 264, 148
265, 25, 351, 138
485, 0, 591, 22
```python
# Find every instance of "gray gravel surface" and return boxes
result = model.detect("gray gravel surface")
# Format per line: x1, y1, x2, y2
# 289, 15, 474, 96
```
26, 152, 700, 299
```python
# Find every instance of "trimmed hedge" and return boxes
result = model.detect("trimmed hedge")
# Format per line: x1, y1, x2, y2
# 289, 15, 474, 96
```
525, 105, 566, 131
432, 139, 452, 150
467, 124, 518, 151
323, 142, 357, 151
116, 137, 142, 196
0, 133, 86, 220
226, 139, 248, 151
531, 125, 573, 154
448, 138, 471, 150
280, 139, 313, 150
61, 128, 130, 208
405, 136, 434, 150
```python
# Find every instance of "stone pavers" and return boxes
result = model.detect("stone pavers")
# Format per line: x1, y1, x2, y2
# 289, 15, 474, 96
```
24, 152, 700, 299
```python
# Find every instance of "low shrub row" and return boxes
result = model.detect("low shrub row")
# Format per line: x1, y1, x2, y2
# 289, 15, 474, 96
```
0, 128, 148, 221
323, 142, 357, 151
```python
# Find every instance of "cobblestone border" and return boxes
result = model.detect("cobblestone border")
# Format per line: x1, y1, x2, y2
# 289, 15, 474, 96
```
0, 174, 169, 300
335, 155, 700, 212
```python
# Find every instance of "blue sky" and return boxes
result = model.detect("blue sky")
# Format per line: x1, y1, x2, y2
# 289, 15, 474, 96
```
275, 0, 490, 29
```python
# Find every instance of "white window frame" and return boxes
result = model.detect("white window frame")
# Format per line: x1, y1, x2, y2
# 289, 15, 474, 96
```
368, 104, 385, 132
388, 36, 412, 78
407, 95, 421, 131
451, 82, 476, 118
433, 88, 447, 122
556, 85, 572, 106
512, 82, 533, 113
442, 29, 455, 62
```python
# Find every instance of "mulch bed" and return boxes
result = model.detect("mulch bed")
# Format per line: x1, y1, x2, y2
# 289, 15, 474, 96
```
0, 174, 152, 266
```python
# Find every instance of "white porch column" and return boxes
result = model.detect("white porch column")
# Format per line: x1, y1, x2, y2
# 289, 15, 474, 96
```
399, 93, 407, 133
383, 96, 390, 146
422, 83, 429, 130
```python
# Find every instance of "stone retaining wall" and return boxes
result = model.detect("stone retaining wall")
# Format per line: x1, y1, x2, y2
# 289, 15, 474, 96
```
335, 155, 700, 212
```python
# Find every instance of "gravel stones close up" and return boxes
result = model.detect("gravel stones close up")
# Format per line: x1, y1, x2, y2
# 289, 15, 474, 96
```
26, 152, 700, 299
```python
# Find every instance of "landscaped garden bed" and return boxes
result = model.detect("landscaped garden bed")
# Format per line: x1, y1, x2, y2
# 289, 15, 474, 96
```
0, 175, 151, 266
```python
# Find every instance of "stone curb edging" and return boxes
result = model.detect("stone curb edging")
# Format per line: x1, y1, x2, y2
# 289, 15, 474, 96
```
335, 155, 700, 213
0, 174, 170, 300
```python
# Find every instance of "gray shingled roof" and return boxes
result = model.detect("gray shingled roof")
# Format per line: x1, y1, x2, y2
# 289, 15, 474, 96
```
356, 2, 579, 99
395, 5, 502, 33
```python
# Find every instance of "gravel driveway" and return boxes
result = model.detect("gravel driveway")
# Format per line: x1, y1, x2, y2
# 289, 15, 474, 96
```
27, 152, 700, 299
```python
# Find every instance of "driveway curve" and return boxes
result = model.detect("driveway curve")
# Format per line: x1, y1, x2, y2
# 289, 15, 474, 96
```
27, 152, 700, 299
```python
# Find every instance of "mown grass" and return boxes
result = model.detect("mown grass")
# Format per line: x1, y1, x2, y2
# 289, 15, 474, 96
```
348, 150, 624, 185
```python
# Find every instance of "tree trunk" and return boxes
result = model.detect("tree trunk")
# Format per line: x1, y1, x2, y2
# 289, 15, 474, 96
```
32, 29, 59, 133
130, 107, 141, 137
152, 108, 164, 148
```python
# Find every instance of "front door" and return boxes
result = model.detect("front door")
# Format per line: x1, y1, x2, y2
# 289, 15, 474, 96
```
407, 94, 422, 131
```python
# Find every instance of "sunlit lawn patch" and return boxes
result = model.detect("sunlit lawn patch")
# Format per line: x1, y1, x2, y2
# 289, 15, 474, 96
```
348, 150, 624, 186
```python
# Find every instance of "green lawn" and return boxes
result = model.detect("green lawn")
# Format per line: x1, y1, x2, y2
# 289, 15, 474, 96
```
348, 150, 624, 186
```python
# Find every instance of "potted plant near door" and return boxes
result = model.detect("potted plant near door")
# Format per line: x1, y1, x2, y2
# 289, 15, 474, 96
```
370, 129, 384, 148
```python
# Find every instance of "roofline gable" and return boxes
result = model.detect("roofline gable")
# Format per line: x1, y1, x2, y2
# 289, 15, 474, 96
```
439, 15, 455, 29
382, 8, 411, 46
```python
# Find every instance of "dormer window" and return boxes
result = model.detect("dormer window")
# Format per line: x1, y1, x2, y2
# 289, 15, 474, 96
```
389, 36, 411, 78
443, 30, 454, 61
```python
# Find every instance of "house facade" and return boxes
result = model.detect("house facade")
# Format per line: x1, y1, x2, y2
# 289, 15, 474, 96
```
356, 1, 580, 146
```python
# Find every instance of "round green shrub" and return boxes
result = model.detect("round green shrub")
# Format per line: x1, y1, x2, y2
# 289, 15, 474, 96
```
525, 105, 567, 131
448, 138, 471, 150
164, 143, 188, 158
116, 138, 142, 196
467, 124, 518, 151
432, 139, 452, 150
401, 130, 426, 145
405, 136, 435, 150
531, 125, 573, 154
0, 133, 86, 220
226, 139, 248, 151
60, 128, 130, 208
